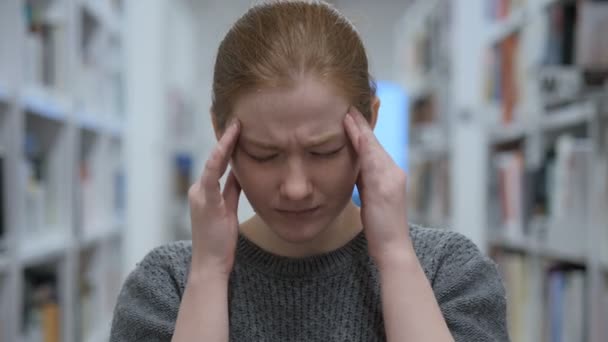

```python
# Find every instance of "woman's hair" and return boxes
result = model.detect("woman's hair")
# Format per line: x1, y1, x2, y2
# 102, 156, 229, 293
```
211, 0, 376, 131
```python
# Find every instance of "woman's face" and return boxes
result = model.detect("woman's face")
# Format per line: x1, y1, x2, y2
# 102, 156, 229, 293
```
228, 77, 361, 244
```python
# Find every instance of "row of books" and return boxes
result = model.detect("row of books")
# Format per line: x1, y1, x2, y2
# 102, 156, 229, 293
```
484, 1, 608, 125
77, 246, 106, 341
22, 265, 61, 342
493, 251, 587, 342
20, 242, 123, 342
485, 32, 521, 124
79, 158, 125, 237
542, 1, 608, 69
78, 5, 124, 118
488, 134, 593, 253
22, 129, 125, 238
24, 131, 58, 234
23, 0, 68, 90
22, 0, 125, 118
404, 1, 451, 82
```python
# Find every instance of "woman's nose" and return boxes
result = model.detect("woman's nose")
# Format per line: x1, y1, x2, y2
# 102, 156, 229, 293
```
279, 160, 313, 201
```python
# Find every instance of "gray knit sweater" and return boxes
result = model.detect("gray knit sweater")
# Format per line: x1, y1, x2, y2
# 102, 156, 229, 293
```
110, 226, 509, 341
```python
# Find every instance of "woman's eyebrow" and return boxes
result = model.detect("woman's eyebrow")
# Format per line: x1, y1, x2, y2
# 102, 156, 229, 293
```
240, 132, 343, 149
306, 132, 343, 148
239, 137, 278, 150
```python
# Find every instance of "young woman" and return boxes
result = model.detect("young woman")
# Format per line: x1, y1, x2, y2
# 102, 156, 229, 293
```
110, 1, 508, 341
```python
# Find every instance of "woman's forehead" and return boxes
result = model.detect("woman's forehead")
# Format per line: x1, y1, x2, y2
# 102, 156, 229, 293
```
233, 79, 349, 124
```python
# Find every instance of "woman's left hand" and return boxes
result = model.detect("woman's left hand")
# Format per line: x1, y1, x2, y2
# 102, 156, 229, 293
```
343, 108, 413, 267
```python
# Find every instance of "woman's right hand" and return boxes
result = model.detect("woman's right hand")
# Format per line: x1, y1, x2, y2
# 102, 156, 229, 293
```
188, 119, 241, 277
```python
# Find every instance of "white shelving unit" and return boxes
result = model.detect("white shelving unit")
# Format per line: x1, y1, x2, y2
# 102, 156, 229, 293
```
397, 0, 608, 341
395, 0, 453, 229
0, 0, 126, 341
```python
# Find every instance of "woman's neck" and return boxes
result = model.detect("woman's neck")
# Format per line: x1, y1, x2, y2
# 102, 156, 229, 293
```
239, 201, 363, 258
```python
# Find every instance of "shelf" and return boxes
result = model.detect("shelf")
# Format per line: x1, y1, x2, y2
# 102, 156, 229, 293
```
488, 234, 587, 265
21, 86, 71, 122
77, 111, 124, 139
81, 0, 122, 36
78, 112, 107, 136
409, 141, 449, 164
489, 121, 529, 145
81, 223, 122, 248
486, 7, 526, 44
18, 230, 72, 266
106, 119, 124, 139
541, 102, 595, 131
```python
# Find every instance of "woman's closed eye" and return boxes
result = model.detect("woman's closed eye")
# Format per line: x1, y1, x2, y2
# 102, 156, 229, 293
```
242, 145, 345, 162
247, 152, 278, 162
310, 145, 345, 158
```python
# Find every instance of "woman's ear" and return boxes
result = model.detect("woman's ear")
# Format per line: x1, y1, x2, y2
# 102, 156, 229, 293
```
369, 96, 381, 130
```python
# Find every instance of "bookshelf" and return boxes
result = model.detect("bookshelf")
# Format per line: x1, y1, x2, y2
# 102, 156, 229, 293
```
397, 0, 608, 341
395, 0, 453, 229
0, 0, 126, 341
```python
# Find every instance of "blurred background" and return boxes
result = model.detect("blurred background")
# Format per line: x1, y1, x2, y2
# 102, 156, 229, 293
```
0, 0, 607, 341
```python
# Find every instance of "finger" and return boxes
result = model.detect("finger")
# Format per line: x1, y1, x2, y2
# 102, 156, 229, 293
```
222, 171, 242, 214
343, 112, 362, 154
350, 109, 380, 148
350, 108, 396, 168
201, 120, 241, 195
345, 110, 375, 161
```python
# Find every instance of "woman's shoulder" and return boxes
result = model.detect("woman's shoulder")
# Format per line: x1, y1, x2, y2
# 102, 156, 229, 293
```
139, 240, 193, 267
408, 226, 508, 340
409, 224, 482, 257
129, 240, 193, 291
408, 224, 494, 280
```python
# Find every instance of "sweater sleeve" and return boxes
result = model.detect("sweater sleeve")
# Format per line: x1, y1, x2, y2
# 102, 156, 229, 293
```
432, 232, 510, 342
110, 243, 186, 342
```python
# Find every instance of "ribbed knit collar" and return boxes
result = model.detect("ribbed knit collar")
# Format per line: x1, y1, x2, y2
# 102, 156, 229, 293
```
235, 230, 369, 278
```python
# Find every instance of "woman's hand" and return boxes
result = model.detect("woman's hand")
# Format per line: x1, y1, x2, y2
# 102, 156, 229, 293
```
188, 120, 242, 277
343, 109, 412, 268
344, 108, 453, 342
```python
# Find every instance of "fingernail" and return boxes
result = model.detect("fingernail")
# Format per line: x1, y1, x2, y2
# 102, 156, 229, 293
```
229, 118, 239, 130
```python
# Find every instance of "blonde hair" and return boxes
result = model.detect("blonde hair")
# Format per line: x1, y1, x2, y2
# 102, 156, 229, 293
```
211, 0, 376, 130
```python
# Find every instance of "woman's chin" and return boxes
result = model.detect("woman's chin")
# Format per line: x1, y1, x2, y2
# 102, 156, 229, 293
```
268, 220, 329, 245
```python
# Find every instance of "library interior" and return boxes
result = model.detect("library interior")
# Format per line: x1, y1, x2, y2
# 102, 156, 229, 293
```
0, 0, 607, 341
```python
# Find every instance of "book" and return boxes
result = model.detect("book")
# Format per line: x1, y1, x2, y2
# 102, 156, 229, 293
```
490, 149, 525, 239
113, 170, 125, 219
545, 268, 586, 342
23, 266, 61, 342
408, 158, 451, 228
496, 252, 527, 339
545, 135, 591, 252
77, 248, 101, 340
79, 160, 98, 235
485, 32, 521, 125
23, 0, 67, 89
0, 151, 5, 243
544, 1, 578, 66
493, 251, 587, 342
576, 1, 608, 70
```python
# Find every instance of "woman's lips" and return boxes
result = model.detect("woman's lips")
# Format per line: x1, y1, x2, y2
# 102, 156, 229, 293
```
276, 206, 320, 217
